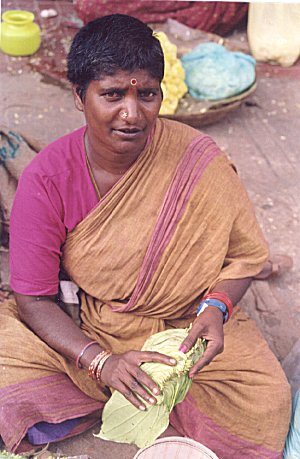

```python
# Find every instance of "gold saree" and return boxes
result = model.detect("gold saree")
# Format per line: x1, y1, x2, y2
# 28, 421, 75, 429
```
0, 119, 290, 457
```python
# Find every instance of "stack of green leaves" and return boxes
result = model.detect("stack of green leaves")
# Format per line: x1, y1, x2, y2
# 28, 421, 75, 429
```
96, 328, 206, 448
0, 452, 26, 459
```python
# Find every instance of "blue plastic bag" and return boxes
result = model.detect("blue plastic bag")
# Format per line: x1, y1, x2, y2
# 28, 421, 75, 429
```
181, 42, 256, 101
284, 389, 300, 458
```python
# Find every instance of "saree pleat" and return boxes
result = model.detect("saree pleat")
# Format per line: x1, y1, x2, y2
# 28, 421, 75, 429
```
0, 119, 290, 457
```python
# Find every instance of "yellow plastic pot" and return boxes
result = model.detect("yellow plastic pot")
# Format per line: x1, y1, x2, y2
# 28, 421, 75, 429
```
0, 10, 41, 56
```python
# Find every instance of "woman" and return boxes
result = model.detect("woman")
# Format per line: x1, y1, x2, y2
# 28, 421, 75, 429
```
0, 14, 291, 458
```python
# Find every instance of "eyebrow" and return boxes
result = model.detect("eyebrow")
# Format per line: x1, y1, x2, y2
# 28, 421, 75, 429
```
100, 86, 159, 93
138, 87, 159, 92
101, 86, 124, 92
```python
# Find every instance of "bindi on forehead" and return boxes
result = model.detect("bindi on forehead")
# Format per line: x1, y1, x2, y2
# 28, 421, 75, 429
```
130, 78, 137, 86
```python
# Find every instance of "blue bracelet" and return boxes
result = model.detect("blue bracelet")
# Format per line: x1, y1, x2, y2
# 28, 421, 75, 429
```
196, 299, 228, 323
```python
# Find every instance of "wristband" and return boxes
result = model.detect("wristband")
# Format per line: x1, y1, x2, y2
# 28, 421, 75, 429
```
202, 292, 233, 321
196, 299, 228, 323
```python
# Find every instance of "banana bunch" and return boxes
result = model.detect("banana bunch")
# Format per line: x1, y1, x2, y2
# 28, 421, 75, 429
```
155, 31, 188, 115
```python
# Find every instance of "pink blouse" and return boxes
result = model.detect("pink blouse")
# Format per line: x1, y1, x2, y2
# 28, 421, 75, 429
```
9, 126, 99, 295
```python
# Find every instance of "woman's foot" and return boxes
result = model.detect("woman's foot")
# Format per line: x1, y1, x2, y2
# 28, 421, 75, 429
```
254, 254, 293, 280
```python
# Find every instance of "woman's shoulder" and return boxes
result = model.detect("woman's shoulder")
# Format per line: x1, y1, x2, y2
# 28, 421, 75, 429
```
157, 117, 202, 140
155, 117, 222, 161
156, 118, 239, 182
23, 125, 86, 179
156, 117, 219, 152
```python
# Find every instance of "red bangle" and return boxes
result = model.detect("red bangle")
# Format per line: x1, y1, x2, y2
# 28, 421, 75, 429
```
202, 292, 233, 321
76, 341, 98, 369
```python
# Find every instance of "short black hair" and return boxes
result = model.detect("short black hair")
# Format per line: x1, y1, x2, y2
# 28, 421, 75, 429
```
67, 14, 165, 100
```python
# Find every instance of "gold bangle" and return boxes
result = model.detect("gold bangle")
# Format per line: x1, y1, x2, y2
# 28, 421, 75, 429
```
88, 351, 106, 380
95, 352, 112, 382
88, 351, 112, 381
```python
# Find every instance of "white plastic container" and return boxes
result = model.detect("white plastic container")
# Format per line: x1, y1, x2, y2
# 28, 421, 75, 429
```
133, 436, 219, 459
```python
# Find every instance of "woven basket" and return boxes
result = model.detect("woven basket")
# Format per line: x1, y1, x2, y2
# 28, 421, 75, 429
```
160, 81, 257, 128
155, 19, 256, 128
133, 436, 219, 459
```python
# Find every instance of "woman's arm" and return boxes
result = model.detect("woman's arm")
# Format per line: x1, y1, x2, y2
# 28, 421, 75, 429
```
15, 293, 102, 367
15, 292, 176, 410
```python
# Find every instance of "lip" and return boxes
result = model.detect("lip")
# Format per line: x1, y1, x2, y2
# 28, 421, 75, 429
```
112, 127, 144, 139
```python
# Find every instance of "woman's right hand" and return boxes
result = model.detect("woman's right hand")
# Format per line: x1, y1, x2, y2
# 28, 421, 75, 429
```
100, 350, 177, 410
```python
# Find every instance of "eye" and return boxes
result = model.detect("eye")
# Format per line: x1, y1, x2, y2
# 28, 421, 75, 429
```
139, 89, 158, 100
102, 90, 123, 100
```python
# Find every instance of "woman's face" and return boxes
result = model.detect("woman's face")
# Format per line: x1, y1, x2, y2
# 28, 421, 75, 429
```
74, 69, 162, 161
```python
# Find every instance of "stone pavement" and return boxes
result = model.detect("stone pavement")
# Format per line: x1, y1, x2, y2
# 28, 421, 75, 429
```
1, 1, 300, 457
204, 74, 300, 394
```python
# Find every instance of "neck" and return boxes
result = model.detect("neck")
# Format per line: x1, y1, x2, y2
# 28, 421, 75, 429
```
84, 133, 145, 176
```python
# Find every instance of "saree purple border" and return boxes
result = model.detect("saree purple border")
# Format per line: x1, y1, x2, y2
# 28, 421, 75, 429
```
114, 135, 220, 312
0, 373, 103, 451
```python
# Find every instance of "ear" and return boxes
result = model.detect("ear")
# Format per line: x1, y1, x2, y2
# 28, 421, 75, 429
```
160, 85, 164, 100
72, 86, 84, 112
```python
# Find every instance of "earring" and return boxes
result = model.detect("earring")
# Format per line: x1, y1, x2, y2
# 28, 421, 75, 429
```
120, 110, 128, 119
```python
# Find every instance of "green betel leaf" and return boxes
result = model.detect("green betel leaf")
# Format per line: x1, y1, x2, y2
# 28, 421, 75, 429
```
96, 327, 206, 448
97, 390, 170, 448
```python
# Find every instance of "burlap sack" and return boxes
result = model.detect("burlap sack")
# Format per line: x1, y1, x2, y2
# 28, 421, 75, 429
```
0, 126, 43, 180
0, 125, 45, 290
0, 167, 17, 247
248, 3, 300, 67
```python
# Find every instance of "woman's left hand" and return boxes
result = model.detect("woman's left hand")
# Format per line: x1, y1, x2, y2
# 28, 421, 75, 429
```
179, 306, 224, 378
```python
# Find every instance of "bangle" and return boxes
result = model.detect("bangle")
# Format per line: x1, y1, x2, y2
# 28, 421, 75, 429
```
76, 341, 98, 369
196, 299, 228, 323
88, 351, 112, 382
95, 352, 112, 382
88, 352, 104, 379
200, 292, 233, 322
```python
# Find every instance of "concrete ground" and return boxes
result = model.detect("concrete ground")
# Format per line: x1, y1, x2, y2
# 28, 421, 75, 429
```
0, 2, 299, 458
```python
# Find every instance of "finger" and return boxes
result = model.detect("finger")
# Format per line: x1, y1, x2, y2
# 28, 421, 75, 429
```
127, 366, 160, 397
179, 308, 224, 354
189, 341, 224, 378
127, 373, 158, 405
138, 351, 177, 367
135, 353, 176, 395
179, 322, 201, 354
118, 381, 148, 411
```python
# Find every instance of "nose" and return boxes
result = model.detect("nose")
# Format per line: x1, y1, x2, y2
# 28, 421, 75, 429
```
122, 96, 140, 123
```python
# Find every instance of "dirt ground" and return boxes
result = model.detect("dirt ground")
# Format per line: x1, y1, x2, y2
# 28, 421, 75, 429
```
0, 2, 299, 458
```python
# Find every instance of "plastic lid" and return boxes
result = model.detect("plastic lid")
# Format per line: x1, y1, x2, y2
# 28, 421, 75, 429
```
133, 436, 219, 459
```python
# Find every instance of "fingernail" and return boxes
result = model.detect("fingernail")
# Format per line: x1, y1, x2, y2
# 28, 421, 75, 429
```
139, 405, 146, 411
179, 344, 187, 353
152, 387, 159, 395
149, 397, 156, 404
169, 358, 176, 364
